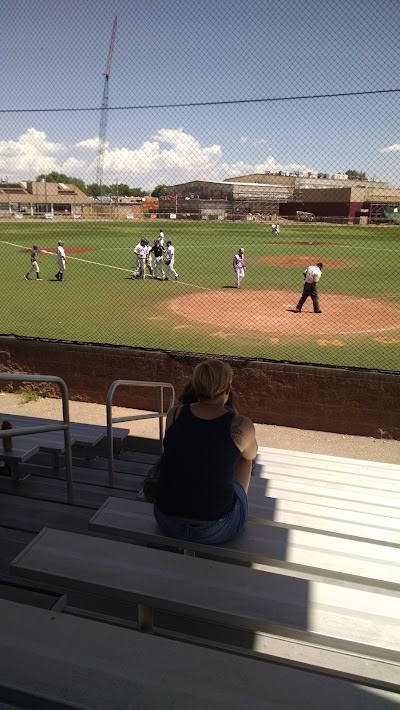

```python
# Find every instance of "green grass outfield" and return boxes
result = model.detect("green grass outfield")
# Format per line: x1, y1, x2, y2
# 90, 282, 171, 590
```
2, 220, 400, 371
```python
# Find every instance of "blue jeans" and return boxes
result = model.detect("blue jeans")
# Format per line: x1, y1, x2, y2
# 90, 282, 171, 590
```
154, 481, 248, 545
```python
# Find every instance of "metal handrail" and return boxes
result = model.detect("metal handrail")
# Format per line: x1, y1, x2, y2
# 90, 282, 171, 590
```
0, 374, 74, 504
106, 380, 175, 487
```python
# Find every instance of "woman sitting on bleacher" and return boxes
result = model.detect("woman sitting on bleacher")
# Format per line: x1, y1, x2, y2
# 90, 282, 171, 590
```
154, 359, 258, 544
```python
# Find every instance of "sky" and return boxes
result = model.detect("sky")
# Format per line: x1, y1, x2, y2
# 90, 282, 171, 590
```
1, 0, 400, 190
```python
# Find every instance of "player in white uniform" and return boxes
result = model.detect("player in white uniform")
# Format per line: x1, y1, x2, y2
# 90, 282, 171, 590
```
158, 229, 165, 247
164, 240, 178, 280
271, 223, 280, 237
24, 245, 41, 280
55, 240, 66, 281
233, 248, 245, 288
143, 239, 153, 277
133, 239, 147, 279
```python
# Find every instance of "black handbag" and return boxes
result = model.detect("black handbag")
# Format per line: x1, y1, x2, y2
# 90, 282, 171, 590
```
136, 457, 161, 503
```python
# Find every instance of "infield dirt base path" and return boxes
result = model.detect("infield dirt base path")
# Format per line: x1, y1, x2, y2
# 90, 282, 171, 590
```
168, 290, 400, 337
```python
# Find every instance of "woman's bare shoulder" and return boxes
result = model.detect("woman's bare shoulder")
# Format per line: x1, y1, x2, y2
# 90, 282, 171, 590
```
230, 413, 254, 447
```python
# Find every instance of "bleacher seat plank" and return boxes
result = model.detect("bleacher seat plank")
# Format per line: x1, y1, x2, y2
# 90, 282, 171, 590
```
249, 481, 400, 518
247, 487, 400, 545
257, 477, 399, 507
89, 497, 400, 589
17, 434, 72, 456
0, 599, 398, 709
10, 528, 400, 661
0, 442, 39, 464
257, 446, 400, 473
1, 414, 129, 448
255, 464, 400, 495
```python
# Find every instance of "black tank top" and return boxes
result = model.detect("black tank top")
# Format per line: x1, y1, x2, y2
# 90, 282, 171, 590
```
155, 405, 242, 520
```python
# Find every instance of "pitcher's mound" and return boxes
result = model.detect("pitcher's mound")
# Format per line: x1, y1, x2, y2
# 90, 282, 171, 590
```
168, 290, 400, 336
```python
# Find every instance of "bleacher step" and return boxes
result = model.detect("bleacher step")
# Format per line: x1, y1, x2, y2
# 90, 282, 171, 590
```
0, 598, 398, 709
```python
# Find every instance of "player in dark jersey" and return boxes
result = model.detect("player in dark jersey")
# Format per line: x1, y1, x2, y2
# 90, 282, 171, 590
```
24, 245, 41, 280
149, 239, 165, 280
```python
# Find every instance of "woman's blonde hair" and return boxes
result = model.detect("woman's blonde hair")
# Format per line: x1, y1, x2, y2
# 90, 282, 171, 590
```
192, 359, 233, 400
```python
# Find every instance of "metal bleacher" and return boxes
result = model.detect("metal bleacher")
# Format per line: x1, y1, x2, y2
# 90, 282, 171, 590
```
0, 374, 399, 707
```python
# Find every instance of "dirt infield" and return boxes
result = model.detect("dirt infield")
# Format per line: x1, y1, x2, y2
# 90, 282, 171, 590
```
168, 290, 400, 336
249, 256, 350, 267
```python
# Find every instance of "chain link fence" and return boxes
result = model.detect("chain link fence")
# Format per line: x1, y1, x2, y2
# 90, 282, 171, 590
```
1, 0, 400, 371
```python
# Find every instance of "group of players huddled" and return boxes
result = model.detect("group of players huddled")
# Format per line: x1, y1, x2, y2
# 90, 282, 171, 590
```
133, 229, 178, 281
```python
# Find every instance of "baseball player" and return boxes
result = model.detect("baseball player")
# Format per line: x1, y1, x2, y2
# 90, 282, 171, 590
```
24, 245, 41, 280
295, 262, 323, 313
133, 238, 147, 279
149, 239, 165, 280
55, 240, 66, 281
233, 248, 245, 288
164, 240, 178, 280
143, 239, 153, 277
158, 229, 165, 247
271, 223, 280, 237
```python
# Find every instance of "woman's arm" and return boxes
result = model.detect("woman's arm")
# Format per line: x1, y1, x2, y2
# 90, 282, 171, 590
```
230, 415, 258, 460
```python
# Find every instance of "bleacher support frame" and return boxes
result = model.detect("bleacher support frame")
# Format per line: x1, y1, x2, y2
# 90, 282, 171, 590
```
0, 373, 74, 503
106, 380, 175, 487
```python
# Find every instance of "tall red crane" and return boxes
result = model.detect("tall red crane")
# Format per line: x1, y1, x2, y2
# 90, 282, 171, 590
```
95, 16, 117, 196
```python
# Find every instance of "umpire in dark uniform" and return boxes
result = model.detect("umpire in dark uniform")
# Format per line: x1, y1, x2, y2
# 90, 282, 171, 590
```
295, 262, 323, 313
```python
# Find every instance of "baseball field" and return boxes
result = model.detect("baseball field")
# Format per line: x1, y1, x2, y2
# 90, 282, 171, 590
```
2, 220, 400, 371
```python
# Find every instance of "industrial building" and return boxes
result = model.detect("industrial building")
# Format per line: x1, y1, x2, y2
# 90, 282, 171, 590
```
160, 179, 292, 220
223, 173, 398, 223
282, 185, 400, 223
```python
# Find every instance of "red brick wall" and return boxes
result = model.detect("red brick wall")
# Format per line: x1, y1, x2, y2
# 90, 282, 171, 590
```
1, 337, 399, 439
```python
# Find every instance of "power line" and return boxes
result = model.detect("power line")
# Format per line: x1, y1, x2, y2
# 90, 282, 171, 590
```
1, 87, 400, 114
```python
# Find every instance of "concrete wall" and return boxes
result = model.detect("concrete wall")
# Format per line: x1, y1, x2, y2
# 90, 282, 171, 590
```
1, 337, 399, 440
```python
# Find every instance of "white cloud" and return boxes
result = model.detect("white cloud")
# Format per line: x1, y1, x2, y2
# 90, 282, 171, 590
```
76, 137, 100, 150
61, 157, 86, 172
18, 128, 65, 153
222, 155, 316, 180
103, 128, 222, 181
381, 143, 400, 153
0, 126, 318, 188
0, 128, 66, 178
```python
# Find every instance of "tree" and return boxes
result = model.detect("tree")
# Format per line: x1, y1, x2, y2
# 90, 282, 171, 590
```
151, 184, 168, 198
130, 187, 149, 197
345, 170, 367, 181
86, 183, 111, 198
108, 184, 148, 197
36, 172, 87, 194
